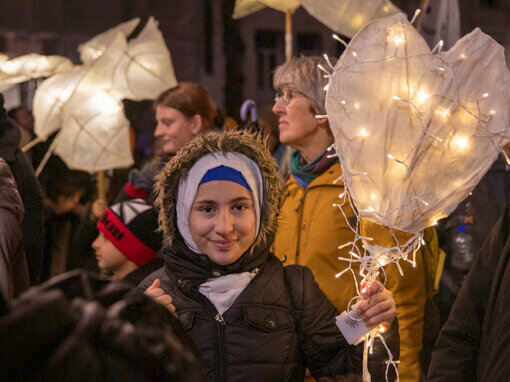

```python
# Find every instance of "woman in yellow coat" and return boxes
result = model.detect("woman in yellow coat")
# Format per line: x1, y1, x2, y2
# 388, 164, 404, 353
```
272, 56, 433, 382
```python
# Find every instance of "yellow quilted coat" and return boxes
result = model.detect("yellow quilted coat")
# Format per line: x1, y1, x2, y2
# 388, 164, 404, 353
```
274, 162, 427, 382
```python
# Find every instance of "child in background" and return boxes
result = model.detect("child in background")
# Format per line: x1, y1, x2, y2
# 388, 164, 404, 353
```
93, 198, 163, 286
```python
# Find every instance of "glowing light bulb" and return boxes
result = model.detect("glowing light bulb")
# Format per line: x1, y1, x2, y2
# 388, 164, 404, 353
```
393, 35, 404, 45
352, 51, 358, 59
392, 95, 401, 101
416, 90, 430, 103
387, 154, 395, 159
340, 100, 346, 105
459, 53, 467, 60
359, 128, 369, 137
370, 193, 377, 201
482, 92, 489, 98
452, 135, 469, 151
490, 109, 496, 116
436, 107, 450, 119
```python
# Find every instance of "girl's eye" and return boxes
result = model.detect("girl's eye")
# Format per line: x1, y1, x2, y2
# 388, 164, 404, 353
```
233, 204, 247, 211
201, 207, 214, 214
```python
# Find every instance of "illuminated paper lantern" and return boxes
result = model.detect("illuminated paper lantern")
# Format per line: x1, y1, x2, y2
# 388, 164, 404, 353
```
0, 53, 73, 92
325, 13, 510, 261
78, 17, 140, 65
32, 67, 87, 139
31, 17, 177, 174
110, 17, 177, 100
300, 0, 400, 38
233, 0, 300, 18
54, 91, 133, 172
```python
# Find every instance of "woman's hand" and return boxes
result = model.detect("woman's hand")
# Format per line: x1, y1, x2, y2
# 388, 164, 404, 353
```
145, 279, 177, 316
356, 280, 395, 329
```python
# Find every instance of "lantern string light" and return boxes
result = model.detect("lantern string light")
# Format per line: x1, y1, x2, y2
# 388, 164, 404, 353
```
332, 33, 349, 48
324, 8, 510, 382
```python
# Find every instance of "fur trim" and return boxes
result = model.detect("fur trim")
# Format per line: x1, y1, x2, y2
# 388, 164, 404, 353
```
154, 130, 282, 250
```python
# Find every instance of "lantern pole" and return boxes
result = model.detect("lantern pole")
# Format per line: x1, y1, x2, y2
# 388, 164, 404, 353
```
285, 10, 292, 62
96, 170, 106, 200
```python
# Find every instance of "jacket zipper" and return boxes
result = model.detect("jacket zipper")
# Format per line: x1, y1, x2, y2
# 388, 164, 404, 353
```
179, 281, 227, 382
215, 313, 226, 381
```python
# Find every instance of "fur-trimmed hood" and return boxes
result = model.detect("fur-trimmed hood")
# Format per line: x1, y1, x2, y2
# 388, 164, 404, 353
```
154, 130, 282, 251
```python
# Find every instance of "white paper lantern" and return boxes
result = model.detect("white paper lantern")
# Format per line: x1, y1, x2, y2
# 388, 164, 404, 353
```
325, 13, 510, 261
32, 67, 86, 139
31, 17, 177, 174
0, 53, 73, 92
233, 0, 300, 18
300, 0, 400, 38
78, 17, 140, 65
54, 91, 133, 173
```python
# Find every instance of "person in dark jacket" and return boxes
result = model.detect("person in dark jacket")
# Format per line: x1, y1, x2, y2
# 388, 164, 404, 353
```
427, 201, 510, 381
0, 93, 44, 285
139, 130, 399, 381
0, 269, 205, 381
0, 157, 30, 299
93, 198, 163, 286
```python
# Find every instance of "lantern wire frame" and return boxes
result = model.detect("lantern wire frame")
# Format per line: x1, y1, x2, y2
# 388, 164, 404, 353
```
317, 9, 510, 382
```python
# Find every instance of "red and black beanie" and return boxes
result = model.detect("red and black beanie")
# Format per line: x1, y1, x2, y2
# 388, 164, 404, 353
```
97, 198, 162, 266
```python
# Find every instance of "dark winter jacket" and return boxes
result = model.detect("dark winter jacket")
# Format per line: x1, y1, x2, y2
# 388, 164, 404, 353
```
0, 95, 44, 284
0, 269, 205, 381
427, 202, 510, 381
0, 158, 30, 300
139, 131, 399, 382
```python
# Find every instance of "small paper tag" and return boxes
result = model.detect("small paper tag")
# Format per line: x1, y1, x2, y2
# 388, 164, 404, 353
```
335, 301, 370, 345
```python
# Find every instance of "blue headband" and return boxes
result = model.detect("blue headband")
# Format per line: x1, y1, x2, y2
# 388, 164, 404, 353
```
199, 165, 252, 191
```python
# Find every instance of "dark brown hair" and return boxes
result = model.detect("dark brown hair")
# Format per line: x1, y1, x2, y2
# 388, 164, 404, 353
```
154, 82, 218, 131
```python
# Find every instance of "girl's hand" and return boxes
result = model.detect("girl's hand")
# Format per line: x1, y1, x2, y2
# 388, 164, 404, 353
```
356, 280, 395, 329
145, 279, 177, 316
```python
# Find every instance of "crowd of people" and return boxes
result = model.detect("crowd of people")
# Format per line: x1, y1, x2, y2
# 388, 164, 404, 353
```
0, 55, 509, 381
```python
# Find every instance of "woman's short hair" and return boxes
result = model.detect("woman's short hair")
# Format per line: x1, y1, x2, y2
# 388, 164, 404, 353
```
154, 82, 218, 131
273, 56, 330, 115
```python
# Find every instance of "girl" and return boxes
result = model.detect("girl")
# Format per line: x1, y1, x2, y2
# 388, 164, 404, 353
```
140, 130, 398, 381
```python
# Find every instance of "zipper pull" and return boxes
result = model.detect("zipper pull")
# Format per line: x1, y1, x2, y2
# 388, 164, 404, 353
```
250, 267, 259, 279
215, 313, 226, 325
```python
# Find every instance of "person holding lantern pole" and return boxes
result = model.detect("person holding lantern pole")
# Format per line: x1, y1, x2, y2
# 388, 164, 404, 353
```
272, 56, 440, 382
139, 129, 399, 381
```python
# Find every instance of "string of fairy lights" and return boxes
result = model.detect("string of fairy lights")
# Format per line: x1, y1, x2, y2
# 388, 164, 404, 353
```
316, 8, 510, 382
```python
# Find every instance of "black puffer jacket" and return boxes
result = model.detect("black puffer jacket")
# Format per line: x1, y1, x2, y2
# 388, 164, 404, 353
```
140, 240, 399, 382
139, 131, 399, 381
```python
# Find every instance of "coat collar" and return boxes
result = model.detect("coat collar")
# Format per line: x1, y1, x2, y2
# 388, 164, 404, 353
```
163, 235, 271, 282
286, 162, 344, 191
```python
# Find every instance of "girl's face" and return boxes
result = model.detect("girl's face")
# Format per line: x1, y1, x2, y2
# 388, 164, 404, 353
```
189, 180, 256, 266
154, 105, 201, 155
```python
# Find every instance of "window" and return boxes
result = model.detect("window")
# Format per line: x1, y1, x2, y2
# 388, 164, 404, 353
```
255, 30, 284, 89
